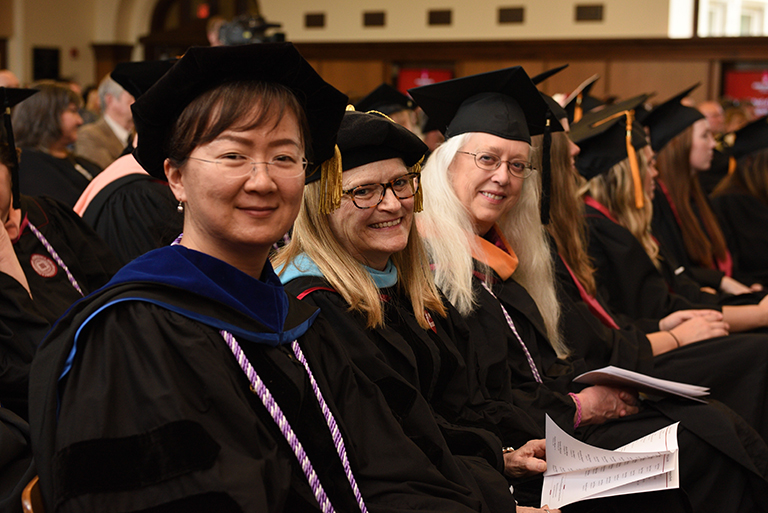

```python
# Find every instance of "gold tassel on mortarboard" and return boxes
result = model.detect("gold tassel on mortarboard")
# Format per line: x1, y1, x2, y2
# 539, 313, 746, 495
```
319, 144, 343, 214
409, 155, 425, 213
728, 156, 737, 175
624, 110, 644, 210
591, 109, 644, 209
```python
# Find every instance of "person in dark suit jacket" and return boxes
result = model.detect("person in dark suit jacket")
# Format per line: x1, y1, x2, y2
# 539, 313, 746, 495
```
75, 75, 134, 169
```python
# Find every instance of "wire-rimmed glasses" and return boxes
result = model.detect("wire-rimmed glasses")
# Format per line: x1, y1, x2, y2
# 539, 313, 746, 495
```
457, 151, 535, 179
188, 153, 309, 179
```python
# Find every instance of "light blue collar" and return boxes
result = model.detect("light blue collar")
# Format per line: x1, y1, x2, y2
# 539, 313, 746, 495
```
278, 253, 398, 288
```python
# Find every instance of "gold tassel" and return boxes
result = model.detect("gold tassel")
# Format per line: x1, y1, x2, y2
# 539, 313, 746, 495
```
410, 156, 425, 213
624, 110, 644, 209
728, 156, 736, 175
320, 145, 343, 213
574, 94, 584, 123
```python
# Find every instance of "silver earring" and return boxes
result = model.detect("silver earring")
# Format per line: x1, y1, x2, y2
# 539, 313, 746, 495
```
177, 200, 184, 213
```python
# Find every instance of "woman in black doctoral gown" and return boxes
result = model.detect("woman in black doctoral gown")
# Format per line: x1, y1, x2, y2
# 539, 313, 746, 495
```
29, 44, 500, 513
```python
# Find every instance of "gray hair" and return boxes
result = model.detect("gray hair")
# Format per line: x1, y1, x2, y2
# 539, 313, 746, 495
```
98, 75, 126, 113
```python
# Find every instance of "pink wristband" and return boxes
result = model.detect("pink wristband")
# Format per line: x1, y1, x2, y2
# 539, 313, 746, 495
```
569, 392, 582, 429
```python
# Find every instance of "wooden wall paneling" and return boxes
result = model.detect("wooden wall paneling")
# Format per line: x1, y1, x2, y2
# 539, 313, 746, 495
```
540, 60, 608, 97
315, 59, 387, 101
455, 60, 544, 79
607, 60, 710, 104
91, 44, 134, 84
707, 60, 722, 100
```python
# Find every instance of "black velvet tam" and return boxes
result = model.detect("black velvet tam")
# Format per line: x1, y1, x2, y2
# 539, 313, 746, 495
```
110, 59, 177, 100
305, 110, 427, 183
131, 42, 348, 179
408, 66, 561, 142
355, 83, 415, 115
571, 94, 650, 179
642, 83, 704, 153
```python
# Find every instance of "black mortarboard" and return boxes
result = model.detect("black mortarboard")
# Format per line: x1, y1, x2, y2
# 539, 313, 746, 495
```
131, 43, 348, 181
531, 64, 569, 85
355, 83, 415, 116
641, 83, 704, 153
111, 59, 177, 100
1, 88, 39, 208
563, 74, 602, 124
408, 66, 561, 143
311, 109, 427, 212
421, 114, 441, 134
730, 115, 768, 160
571, 94, 651, 208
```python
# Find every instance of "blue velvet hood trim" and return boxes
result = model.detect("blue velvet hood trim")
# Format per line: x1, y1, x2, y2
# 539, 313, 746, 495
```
98, 245, 317, 345
277, 253, 398, 288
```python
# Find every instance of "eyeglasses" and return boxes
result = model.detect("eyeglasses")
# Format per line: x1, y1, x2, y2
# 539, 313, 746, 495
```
457, 151, 534, 179
343, 173, 420, 209
188, 153, 309, 179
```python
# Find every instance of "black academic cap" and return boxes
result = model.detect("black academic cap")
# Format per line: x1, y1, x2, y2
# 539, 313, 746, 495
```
531, 64, 568, 85
355, 83, 415, 116
731, 115, 768, 160
131, 43, 348, 180
641, 83, 704, 153
1, 87, 39, 208
408, 66, 562, 143
334, 110, 426, 172
421, 114, 441, 134
111, 59, 177, 99
563, 74, 603, 124
311, 109, 427, 213
572, 94, 651, 208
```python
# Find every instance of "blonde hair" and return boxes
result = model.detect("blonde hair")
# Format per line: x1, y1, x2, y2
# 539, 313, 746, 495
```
274, 176, 445, 330
418, 133, 568, 358
580, 150, 660, 267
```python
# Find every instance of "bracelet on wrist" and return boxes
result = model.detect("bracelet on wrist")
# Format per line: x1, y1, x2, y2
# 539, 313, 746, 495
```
502, 446, 516, 454
667, 330, 681, 348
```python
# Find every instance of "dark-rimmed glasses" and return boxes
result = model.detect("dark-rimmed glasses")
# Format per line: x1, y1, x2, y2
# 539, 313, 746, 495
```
457, 151, 534, 179
342, 173, 420, 209
188, 153, 309, 179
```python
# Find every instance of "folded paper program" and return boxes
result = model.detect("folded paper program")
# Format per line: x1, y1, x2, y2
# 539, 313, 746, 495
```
541, 415, 680, 509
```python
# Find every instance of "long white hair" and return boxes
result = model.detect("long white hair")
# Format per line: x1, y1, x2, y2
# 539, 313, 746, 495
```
418, 133, 568, 357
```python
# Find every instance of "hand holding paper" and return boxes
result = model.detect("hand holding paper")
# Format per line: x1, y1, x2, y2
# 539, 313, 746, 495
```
540, 415, 679, 509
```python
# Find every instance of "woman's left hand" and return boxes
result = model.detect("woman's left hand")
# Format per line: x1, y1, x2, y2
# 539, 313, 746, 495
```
504, 439, 547, 478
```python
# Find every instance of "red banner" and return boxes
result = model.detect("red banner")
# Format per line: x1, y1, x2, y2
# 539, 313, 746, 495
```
723, 69, 768, 117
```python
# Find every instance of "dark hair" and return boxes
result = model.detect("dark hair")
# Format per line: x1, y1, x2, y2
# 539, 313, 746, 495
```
167, 81, 311, 168
11, 80, 82, 150
713, 147, 768, 207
